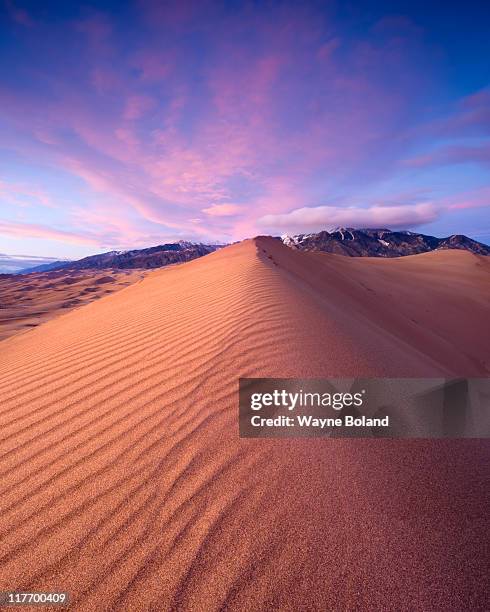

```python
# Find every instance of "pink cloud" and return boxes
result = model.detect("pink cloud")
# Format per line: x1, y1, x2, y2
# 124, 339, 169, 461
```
317, 38, 341, 60
444, 187, 490, 211
130, 50, 173, 82
76, 13, 113, 45
421, 87, 490, 138
91, 67, 123, 94
202, 203, 242, 217
0, 180, 57, 209
404, 143, 490, 168
123, 95, 156, 120
0, 220, 100, 245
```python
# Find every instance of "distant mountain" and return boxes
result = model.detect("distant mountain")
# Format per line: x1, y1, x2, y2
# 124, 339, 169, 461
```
0, 254, 69, 274
20, 241, 222, 273
19, 260, 72, 274
13, 231, 489, 275
280, 228, 490, 257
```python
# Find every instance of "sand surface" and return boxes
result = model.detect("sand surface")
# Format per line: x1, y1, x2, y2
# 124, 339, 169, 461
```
0, 269, 147, 342
0, 237, 488, 611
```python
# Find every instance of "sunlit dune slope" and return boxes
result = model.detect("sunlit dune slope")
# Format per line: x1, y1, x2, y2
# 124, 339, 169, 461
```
0, 237, 488, 611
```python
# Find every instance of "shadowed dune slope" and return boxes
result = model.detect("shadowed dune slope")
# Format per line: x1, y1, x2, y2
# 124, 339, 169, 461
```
0, 237, 488, 611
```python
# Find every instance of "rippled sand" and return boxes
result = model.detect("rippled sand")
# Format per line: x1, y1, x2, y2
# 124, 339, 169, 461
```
0, 238, 488, 610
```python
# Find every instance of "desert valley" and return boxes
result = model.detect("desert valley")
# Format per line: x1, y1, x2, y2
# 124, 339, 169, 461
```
0, 269, 147, 343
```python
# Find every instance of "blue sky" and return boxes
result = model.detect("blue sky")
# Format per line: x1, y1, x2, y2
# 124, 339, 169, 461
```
1, 0, 489, 258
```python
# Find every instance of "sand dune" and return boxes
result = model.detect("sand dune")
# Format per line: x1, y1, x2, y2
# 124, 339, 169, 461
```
0, 237, 488, 610
0, 269, 147, 342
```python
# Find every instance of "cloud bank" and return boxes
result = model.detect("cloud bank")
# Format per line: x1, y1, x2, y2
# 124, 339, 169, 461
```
258, 203, 439, 233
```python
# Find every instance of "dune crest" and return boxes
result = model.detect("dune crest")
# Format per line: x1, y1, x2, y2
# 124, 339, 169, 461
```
0, 238, 488, 610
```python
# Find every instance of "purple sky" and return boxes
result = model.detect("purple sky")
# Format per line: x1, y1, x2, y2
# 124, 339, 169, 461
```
1, 0, 489, 258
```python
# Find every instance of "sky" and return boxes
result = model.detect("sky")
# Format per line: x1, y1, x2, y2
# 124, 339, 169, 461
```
1, 0, 489, 259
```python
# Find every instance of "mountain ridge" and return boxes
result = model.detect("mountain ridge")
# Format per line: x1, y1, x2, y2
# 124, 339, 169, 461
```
15, 229, 489, 274
19, 241, 223, 273
280, 228, 490, 257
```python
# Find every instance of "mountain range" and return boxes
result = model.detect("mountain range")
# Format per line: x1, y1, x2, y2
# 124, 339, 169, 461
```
0, 253, 68, 274
13, 229, 490, 274
18, 241, 222, 274
281, 228, 490, 257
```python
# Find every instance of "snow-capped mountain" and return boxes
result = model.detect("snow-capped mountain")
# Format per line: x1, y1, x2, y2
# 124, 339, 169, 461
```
17, 242, 223, 273
280, 228, 490, 257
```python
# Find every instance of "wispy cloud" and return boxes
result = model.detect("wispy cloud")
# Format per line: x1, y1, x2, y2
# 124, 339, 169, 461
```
404, 143, 490, 168
0, 220, 100, 245
202, 203, 242, 217
0, 180, 57, 208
